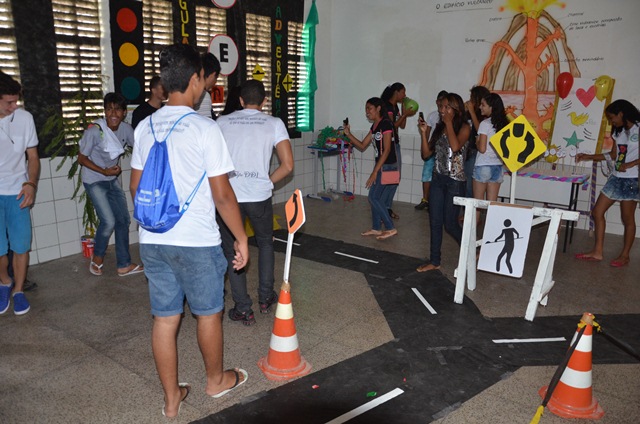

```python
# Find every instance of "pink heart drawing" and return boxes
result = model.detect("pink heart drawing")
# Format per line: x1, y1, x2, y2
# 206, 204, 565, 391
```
576, 86, 596, 107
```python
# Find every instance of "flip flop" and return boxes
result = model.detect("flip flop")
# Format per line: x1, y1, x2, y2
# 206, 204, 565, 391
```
162, 382, 190, 418
610, 259, 629, 268
376, 229, 397, 240
574, 253, 601, 262
361, 229, 382, 236
118, 264, 144, 277
89, 261, 103, 276
211, 368, 248, 398
417, 263, 440, 272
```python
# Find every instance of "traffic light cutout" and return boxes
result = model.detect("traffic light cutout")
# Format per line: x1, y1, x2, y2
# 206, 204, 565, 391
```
110, 0, 144, 104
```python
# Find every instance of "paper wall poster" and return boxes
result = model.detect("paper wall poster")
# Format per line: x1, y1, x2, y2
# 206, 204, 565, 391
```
548, 77, 612, 167
478, 204, 534, 278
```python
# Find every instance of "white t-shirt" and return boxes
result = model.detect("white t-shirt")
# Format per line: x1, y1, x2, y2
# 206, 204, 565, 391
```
216, 108, 289, 202
475, 118, 503, 166
79, 121, 134, 185
0, 108, 39, 195
131, 106, 234, 247
426, 110, 440, 140
194, 90, 213, 119
612, 123, 639, 179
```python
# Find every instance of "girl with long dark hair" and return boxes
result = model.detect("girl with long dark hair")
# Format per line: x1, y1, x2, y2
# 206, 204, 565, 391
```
344, 97, 398, 240
473, 93, 509, 218
575, 99, 639, 267
380, 82, 416, 219
417, 93, 470, 271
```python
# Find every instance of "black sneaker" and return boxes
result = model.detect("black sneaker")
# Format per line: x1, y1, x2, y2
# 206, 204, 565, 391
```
415, 199, 429, 210
259, 292, 279, 314
23, 280, 38, 292
228, 307, 256, 326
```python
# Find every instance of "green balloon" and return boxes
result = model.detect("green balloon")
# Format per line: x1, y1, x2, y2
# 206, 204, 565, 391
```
403, 97, 419, 112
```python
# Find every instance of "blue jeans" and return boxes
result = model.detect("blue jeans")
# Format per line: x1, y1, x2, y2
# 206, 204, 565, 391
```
141, 244, 227, 317
428, 172, 465, 266
84, 179, 131, 268
218, 198, 275, 313
464, 152, 476, 197
369, 169, 395, 231
382, 146, 401, 210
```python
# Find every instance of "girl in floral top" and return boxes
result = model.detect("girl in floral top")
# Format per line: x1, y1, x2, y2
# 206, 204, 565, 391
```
417, 93, 470, 271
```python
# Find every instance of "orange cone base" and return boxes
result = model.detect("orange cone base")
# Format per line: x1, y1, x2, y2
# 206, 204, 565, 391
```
258, 355, 312, 381
539, 386, 605, 419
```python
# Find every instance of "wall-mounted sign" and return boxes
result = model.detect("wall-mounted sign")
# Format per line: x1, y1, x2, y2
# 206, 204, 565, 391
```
212, 0, 236, 9
110, 0, 144, 104
209, 34, 238, 76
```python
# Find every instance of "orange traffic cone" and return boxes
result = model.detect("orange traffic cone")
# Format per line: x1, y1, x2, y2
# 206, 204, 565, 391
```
538, 313, 604, 419
258, 281, 311, 381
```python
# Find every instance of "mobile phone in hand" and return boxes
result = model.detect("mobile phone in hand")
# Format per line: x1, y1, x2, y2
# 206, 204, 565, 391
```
419, 112, 424, 121
343, 117, 349, 126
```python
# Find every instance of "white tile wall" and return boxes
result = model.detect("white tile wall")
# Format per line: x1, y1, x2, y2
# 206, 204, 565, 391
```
32, 202, 57, 227
54, 199, 79, 222
34, 224, 60, 249
37, 245, 61, 263
57, 219, 81, 245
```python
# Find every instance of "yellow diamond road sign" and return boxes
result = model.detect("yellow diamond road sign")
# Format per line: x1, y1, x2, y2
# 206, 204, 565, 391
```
282, 74, 293, 92
490, 114, 546, 173
252, 64, 265, 81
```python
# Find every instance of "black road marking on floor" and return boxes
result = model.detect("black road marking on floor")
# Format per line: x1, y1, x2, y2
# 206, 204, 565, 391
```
197, 231, 640, 424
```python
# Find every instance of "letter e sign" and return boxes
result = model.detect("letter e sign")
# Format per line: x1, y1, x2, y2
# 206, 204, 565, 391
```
208, 34, 238, 76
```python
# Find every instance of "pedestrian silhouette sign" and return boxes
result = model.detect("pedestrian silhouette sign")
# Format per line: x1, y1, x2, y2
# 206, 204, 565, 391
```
478, 204, 533, 278
285, 189, 306, 234
490, 115, 546, 172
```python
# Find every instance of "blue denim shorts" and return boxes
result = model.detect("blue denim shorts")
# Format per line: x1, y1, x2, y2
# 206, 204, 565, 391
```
422, 156, 435, 183
601, 175, 640, 201
0, 195, 32, 255
141, 244, 228, 317
473, 165, 504, 183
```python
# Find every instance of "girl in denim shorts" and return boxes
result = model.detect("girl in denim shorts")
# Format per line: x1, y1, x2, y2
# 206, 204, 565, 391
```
575, 99, 640, 267
473, 93, 509, 222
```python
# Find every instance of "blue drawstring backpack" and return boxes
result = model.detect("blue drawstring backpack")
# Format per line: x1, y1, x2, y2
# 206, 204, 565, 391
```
134, 112, 206, 233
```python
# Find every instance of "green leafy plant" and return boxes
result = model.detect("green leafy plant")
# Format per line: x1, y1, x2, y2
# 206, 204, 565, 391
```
41, 91, 103, 235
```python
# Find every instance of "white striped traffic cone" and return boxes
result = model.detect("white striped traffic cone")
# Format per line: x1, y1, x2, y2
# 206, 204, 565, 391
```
258, 281, 311, 381
539, 313, 604, 419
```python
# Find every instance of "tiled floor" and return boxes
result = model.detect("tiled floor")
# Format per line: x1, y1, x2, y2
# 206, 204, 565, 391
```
0, 196, 638, 423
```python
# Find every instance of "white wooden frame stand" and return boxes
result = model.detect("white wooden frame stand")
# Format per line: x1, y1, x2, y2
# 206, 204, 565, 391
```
452, 197, 579, 321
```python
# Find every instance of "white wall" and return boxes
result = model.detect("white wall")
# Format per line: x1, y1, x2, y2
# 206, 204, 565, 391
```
310, 0, 640, 235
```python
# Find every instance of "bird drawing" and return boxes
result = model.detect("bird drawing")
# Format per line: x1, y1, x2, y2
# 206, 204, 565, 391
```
568, 112, 589, 126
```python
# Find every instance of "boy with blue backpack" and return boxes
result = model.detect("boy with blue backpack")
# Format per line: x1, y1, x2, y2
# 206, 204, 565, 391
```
130, 43, 249, 418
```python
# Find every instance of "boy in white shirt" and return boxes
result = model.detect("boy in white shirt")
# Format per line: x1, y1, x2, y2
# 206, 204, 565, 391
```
130, 44, 249, 417
216, 80, 293, 325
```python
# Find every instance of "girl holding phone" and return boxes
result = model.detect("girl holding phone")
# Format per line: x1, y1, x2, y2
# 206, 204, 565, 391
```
417, 93, 470, 271
344, 97, 398, 240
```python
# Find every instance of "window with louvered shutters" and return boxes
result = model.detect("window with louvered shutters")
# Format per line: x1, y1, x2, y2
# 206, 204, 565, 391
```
141, 0, 172, 93
0, 0, 20, 82
195, 4, 227, 116
51, 0, 103, 125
